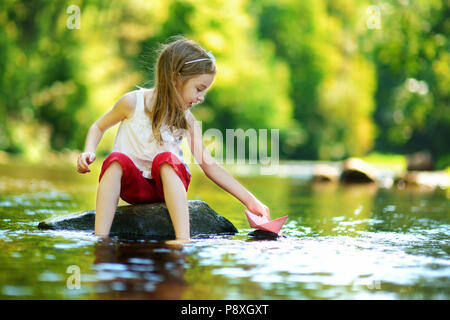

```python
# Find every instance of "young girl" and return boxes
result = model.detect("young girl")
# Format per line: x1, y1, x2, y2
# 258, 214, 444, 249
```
76, 36, 270, 241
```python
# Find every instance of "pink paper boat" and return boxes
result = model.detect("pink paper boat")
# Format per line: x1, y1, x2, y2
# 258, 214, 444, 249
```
245, 210, 288, 234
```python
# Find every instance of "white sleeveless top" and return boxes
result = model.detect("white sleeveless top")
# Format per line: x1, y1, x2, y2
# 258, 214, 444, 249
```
112, 88, 190, 179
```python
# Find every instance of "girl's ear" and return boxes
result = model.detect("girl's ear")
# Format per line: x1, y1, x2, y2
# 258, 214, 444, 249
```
173, 72, 183, 88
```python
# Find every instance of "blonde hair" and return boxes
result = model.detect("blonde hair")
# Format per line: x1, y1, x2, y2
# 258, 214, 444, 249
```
148, 35, 216, 144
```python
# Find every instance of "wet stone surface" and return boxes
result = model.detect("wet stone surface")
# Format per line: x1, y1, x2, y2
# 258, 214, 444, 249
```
38, 200, 238, 239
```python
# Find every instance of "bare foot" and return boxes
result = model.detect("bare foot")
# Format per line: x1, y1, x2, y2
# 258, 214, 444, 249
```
165, 238, 191, 247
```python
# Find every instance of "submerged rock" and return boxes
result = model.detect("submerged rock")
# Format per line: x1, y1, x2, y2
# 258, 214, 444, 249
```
340, 158, 377, 183
312, 164, 340, 182
395, 171, 449, 189
407, 151, 434, 171
248, 229, 280, 239
38, 200, 237, 239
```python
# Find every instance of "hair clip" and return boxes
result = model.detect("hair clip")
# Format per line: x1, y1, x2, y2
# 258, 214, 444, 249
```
206, 51, 216, 65
184, 51, 216, 65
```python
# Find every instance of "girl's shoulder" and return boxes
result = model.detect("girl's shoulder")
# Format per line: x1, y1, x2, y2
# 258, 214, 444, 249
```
141, 87, 155, 111
110, 90, 136, 120
117, 88, 154, 120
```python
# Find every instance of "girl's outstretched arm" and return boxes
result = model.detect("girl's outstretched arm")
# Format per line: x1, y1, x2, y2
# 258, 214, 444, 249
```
186, 112, 270, 219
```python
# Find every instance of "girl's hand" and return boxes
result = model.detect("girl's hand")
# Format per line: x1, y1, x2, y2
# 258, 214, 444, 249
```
246, 198, 271, 220
77, 152, 96, 173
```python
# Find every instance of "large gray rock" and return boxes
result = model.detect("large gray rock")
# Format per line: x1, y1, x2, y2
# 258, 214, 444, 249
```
340, 158, 377, 183
38, 200, 237, 239
395, 171, 449, 189
407, 151, 434, 171
312, 164, 340, 182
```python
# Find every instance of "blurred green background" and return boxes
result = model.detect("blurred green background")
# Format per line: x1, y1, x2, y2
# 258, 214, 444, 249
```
0, 0, 449, 168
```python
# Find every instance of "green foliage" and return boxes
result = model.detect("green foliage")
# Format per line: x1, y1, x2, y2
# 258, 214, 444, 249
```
140, 0, 293, 142
0, 0, 94, 159
0, 0, 448, 164
368, 0, 450, 166
251, 0, 378, 159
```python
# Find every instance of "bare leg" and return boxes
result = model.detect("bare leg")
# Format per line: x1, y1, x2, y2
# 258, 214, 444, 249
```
94, 162, 123, 237
159, 163, 190, 241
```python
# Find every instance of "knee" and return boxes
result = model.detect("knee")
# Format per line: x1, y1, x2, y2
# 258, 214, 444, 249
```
105, 161, 124, 175
159, 163, 174, 175
102, 153, 129, 174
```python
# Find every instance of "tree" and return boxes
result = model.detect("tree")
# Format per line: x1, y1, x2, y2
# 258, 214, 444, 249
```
251, 0, 377, 159
367, 0, 450, 168
138, 0, 293, 161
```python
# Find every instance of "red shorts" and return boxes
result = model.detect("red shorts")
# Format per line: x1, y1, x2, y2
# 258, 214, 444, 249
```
99, 152, 191, 204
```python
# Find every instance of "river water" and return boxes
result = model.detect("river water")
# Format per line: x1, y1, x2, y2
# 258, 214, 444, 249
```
0, 159, 448, 299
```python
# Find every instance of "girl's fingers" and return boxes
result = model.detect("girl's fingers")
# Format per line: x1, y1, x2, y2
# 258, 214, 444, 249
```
77, 164, 85, 173
89, 155, 96, 163
77, 165, 90, 173
81, 157, 89, 169
78, 157, 86, 169
77, 155, 90, 173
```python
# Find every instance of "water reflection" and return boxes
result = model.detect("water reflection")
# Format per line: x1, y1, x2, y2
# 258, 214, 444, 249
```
184, 232, 450, 299
0, 161, 449, 299
90, 239, 188, 299
308, 182, 378, 236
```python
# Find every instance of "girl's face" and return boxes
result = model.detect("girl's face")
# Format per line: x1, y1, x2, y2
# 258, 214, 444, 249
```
175, 73, 215, 110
